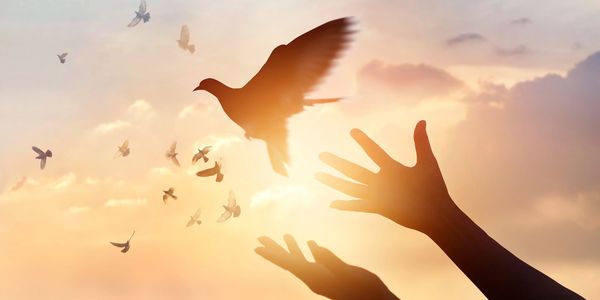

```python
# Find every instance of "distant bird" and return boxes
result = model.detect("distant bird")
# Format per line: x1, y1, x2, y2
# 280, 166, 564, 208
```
110, 230, 135, 253
115, 139, 130, 158
128, 0, 150, 27
217, 190, 241, 223
192, 146, 212, 164
193, 17, 355, 176
196, 160, 223, 182
177, 25, 195, 54
186, 208, 202, 227
165, 142, 180, 167
162, 187, 177, 204
10, 176, 27, 191
57, 53, 68, 64
32, 146, 52, 170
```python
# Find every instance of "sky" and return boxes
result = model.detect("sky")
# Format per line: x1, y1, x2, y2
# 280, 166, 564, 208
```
1, 0, 599, 299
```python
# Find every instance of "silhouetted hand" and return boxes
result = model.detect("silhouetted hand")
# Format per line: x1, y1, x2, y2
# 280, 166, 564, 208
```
255, 235, 399, 300
316, 121, 456, 234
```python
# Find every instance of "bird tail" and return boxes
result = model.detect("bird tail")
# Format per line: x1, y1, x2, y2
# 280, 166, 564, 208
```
203, 156, 208, 163
267, 144, 288, 177
303, 98, 342, 106
188, 44, 196, 54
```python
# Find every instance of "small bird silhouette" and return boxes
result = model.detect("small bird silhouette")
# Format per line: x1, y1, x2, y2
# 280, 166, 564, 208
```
128, 0, 150, 27
196, 160, 223, 182
193, 17, 355, 176
57, 53, 68, 64
32, 146, 52, 170
10, 176, 27, 191
177, 25, 195, 54
192, 146, 212, 164
110, 230, 135, 253
162, 187, 177, 204
165, 142, 180, 167
186, 208, 202, 227
217, 190, 241, 223
115, 139, 130, 158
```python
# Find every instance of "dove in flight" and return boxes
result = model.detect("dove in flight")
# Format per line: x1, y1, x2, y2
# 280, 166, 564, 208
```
115, 139, 130, 158
57, 53, 68, 64
192, 146, 212, 164
10, 176, 27, 191
162, 187, 177, 204
193, 17, 355, 176
128, 0, 150, 27
177, 25, 195, 54
165, 142, 180, 167
196, 160, 223, 182
32, 146, 52, 170
110, 230, 135, 253
186, 208, 202, 227
217, 190, 241, 223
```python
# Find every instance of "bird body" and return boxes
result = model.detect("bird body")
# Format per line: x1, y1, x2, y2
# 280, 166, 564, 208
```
57, 53, 68, 64
193, 17, 354, 176
32, 146, 52, 170
128, 0, 150, 27
217, 190, 241, 223
196, 160, 223, 182
162, 187, 177, 204
110, 230, 135, 253
192, 146, 212, 164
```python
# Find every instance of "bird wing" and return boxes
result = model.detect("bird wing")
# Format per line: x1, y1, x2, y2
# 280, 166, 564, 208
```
196, 164, 218, 177
138, 0, 147, 13
110, 241, 127, 248
169, 142, 177, 152
168, 187, 174, 194
265, 120, 290, 176
186, 218, 196, 227
32, 146, 44, 155
40, 158, 47, 170
217, 210, 232, 223
121, 244, 130, 253
171, 156, 180, 167
128, 16, 142, 27
233, 205, 241, 217
61, 53, 68, 58
180, 25, 190, 44
192, 208, 202, 219
202, 145, 212, 154
244, 17, 354, 98
122, 139, 129, 148
227, 190, 236, 207
192, 152, 201, 164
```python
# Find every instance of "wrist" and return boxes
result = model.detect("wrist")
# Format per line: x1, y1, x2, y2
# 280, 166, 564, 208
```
421, 198, 466, 239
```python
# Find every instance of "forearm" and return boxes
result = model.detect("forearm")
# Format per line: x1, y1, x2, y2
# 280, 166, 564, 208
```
424, 200, 583, 299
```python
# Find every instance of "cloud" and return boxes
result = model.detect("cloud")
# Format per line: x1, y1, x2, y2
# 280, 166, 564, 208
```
128, 99, 155, 119
104, 198, 147, 207
510, 17, 532, 26
177, 102, 214, 119
93, 120, 131, 134
495, 44, 531, 57
194, 135, 243, 152
52, 173, 77, 190
250, 185, 311, 207
445, 33, 486, 46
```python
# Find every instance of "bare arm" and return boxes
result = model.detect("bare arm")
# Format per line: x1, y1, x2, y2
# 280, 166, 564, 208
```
316, 120, 583, 299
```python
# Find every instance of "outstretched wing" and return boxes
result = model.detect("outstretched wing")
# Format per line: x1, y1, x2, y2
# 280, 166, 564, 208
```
192, 152, 201, 164
171, 156, 180, 167
233, 205, 241, 217
217, 210, 232, 223
180, 25, 190, 44
227, 190, 236, 207
169, 142, 177, 152
122, 139, 129, 148
186, 218, 196, 227
202, 145, 212, 154
196, 164, 218, 177
244, 17, 354, 99
128, 16, 142, 27
40, 158, 47, 170
138, 0, 147, 13
192, 208, 202, 219
110, 242, 127, 248
32, 146, 44, 155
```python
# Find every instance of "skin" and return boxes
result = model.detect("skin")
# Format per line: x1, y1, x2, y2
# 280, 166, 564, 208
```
315, 120, 584, 299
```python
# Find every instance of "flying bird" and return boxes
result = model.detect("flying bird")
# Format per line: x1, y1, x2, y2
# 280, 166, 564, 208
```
217, 190, 241, 223
10, 176, 27, 191
57, 53, 68, 64
186, 208, 202, 227
193, 17, 355, 176
165, 142, 180, 167
177, 25, 195, 54
162, 187, 177, 204
128, 0, 150, 27
110, 230, 135, 253
196, 160, 223, 182
115, 139, 130, 158
32, 146, 52, 170
192, 146, 212, 164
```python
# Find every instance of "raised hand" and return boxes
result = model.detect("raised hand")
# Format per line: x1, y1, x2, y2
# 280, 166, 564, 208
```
316, 120, 456, 234
255, 235, 399, 300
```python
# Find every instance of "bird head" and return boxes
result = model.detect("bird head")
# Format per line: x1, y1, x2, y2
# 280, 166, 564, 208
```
193, 78, 229, 99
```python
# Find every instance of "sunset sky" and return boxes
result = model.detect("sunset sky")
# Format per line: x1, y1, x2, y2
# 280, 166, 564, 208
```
1, 0, 599, 299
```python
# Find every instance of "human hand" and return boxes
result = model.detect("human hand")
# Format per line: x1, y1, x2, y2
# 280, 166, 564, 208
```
255, 235, 399, 300
316, 121, 456, 235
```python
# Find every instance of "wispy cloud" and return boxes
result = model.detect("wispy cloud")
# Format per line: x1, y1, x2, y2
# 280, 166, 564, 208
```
104, 198, 147, 207
93, 120, 131, 134
53, 173, 77, 190
495, 45, 531, 57
128, 99, 155, 119
445, 33, 486, 46
250, 185, 311, 207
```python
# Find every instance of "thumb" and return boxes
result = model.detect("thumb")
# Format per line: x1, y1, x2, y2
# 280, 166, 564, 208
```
307, 241, 349, 273
414, 120, 434, 165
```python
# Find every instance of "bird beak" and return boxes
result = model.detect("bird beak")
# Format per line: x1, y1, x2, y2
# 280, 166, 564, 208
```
193, 86, 201, 92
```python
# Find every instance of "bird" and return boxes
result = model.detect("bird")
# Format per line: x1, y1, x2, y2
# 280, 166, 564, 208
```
110, 230, 135, 253
165, 142, 180, 167
196, 160, 223, 182
186, 208, 202, 227
32, 146, 52, 170
128, 0, 150, 27
10, 176, 27, 191
57, 53, 68, 64
217, 190, 241, 223
177, 25, 195, 54
193, 17, 355, 176
192, 146, 212, 164
162, 187, 177, 204
115, 139, 130, 158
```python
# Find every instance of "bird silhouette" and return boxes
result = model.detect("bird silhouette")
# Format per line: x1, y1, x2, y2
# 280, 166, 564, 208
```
32, 146, 52, 170
162, 187, 177, 204
196, 160, 224, 182
128, 0, 150, 27
217, 190, 241, 223
193, 17, 355, 176
115, 139, 130, 158
57, 53, 68, 64
165, 142, 180, 167
192, 146, 212, 164
177, 25, 195, 54
110, 230, 135, 253
186, 208, 202, 227
10, 176, 27, 191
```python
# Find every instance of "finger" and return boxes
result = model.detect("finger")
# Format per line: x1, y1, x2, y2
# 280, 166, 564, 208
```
414, 120, 435, 165
319, 152, 375, 183
330, 200, 375, 213
258, 236, 289, 254
315, 172, 368, 198
307, 241, 348, 273
255, 247, 293, 271
284, 234, 306, 261
350, 129, 394, 167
